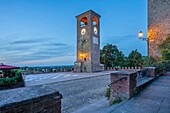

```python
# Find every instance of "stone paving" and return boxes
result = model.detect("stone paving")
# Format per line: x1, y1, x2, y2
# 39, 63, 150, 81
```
72, 72, 170, 113
25, 71, 114, 86
58, 75, 110, 113
26, 74, 110, 113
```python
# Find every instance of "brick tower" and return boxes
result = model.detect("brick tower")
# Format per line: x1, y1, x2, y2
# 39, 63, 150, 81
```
74, 10, 101, 72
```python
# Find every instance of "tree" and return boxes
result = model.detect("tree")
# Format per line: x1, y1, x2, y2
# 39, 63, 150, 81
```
100, 44, 125, 67
127, 49, 143, 67
159, 34, 170, 62
155, 34, 170, 71
143, 56, 156, 66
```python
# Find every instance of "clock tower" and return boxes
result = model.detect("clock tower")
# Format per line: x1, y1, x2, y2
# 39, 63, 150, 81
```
74, 10, 101, 73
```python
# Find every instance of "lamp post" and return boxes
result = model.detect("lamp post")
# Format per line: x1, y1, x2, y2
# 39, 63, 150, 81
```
138, 31, 149, 56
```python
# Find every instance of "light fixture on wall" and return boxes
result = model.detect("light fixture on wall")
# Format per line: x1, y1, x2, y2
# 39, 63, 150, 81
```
138, 31, 148, 41
138, 31, 149, 56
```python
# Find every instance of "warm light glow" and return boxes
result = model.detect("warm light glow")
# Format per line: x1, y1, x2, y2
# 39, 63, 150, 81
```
80, 54, 83, 57
80, 53, 87, 59
138, 31, 143, 38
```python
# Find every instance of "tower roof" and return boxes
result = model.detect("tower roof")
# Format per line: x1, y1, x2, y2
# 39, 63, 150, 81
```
76, 10, 101, 18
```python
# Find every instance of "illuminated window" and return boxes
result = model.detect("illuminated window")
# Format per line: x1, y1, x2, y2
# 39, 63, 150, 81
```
93, 16, 98, 26
80, 17, 88, 27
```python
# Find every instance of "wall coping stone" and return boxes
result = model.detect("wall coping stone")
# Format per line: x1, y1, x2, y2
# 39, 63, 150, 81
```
143, 67, 156, 69
0, 85, 61, 109
111, 71, 136, 75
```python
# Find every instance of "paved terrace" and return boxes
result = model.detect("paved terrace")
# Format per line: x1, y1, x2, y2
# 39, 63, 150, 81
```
72, 72, 170, 113
25, 71, 116, 86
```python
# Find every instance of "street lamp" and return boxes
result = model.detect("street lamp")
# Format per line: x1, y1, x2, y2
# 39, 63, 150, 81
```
138, 31, 148, 40
138, 31, 149, 56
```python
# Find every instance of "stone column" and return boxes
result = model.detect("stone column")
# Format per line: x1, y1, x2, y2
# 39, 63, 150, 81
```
109, 71, 137, 104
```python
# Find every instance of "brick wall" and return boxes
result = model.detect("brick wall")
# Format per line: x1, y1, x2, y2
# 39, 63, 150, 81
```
148, 0, 170, 57
0, 86, 62, 113
109, 67, 159, 105
109, 71, 137, 104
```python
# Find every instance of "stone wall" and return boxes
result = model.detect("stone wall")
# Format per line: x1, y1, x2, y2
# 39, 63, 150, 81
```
0, 85, 62, 113
148, 0, 170, 57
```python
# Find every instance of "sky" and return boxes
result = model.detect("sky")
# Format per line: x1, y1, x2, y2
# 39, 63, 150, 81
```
0, 0, 148, 66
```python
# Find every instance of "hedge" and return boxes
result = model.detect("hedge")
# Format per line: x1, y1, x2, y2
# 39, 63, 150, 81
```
0, 70, 24, 87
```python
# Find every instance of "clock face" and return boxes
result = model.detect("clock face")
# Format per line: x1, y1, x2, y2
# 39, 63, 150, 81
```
81, 28, 86, 35
94, 27, 98, 35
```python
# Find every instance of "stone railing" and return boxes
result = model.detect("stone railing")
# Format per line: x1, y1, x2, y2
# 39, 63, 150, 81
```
109, 67, 159, 104
107, 66, 142, 72
0, 85, 62, 113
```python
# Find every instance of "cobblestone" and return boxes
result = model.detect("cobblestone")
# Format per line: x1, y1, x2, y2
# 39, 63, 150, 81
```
41, 74, 110, 113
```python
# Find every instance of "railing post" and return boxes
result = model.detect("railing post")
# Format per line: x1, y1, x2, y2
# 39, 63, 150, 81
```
109, 71, 137, 105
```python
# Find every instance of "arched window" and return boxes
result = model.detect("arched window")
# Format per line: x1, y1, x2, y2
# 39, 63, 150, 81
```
93, 16, 98, 26
80, 17, 88, 27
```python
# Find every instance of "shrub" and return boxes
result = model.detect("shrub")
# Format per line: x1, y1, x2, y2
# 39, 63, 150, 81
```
0, 78, 17, 86
13, 70, 23, 82
0, 70, 24, 87
112, 98, 122, 105
105, 87, 110, 99
153, 61, 170, 72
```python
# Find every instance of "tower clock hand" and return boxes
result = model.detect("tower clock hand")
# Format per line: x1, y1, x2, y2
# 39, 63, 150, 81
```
81, 39, 86, 46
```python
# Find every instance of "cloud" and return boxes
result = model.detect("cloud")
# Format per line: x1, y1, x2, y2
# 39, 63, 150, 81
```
10, 40, 38, 44
43, 42, 67, 47
16, 55, 75, 66
0, 40, 76, 66
101, 34, 136, 45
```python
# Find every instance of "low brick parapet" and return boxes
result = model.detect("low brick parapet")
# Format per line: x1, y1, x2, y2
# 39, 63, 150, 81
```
0, 85, 62, 113
109, 67, 159, 105
109, 71, 137, 104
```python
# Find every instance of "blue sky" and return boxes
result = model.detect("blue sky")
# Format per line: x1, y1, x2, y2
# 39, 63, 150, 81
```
0, 0, 147, 66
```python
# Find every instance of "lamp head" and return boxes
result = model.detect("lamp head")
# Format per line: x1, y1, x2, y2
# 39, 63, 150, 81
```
138, 31, 143, 39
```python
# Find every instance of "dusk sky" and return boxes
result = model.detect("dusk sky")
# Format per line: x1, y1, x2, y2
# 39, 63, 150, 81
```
0, 0, 147, 66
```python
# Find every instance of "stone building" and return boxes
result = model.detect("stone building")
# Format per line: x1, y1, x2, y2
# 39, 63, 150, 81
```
74, 10, 101, 72
148, 0, 170, 58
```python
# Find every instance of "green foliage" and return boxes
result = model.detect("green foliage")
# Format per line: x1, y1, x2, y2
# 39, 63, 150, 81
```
143, 56, 156, 67
159, 34, 170, 50
154, 34, 170, 71
127, 49, 143, 67
100, 44, 126, 67
0, 78, 17, 86
0, 70, 23, 87
161, 49, 170, 61
112, 98, 122, 105
105, 87, 110, 99
153, 61, 170, 72
134, 88, 140, 95
100, 44, 144, 68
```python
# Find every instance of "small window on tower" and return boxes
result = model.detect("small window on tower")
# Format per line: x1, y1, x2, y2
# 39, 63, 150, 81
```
80, 17, 88, 27
93, 16, 98, 26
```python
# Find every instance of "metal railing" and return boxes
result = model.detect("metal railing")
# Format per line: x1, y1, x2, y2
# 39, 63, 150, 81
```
108, 77, 127, 87
136, 69, 148, 82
